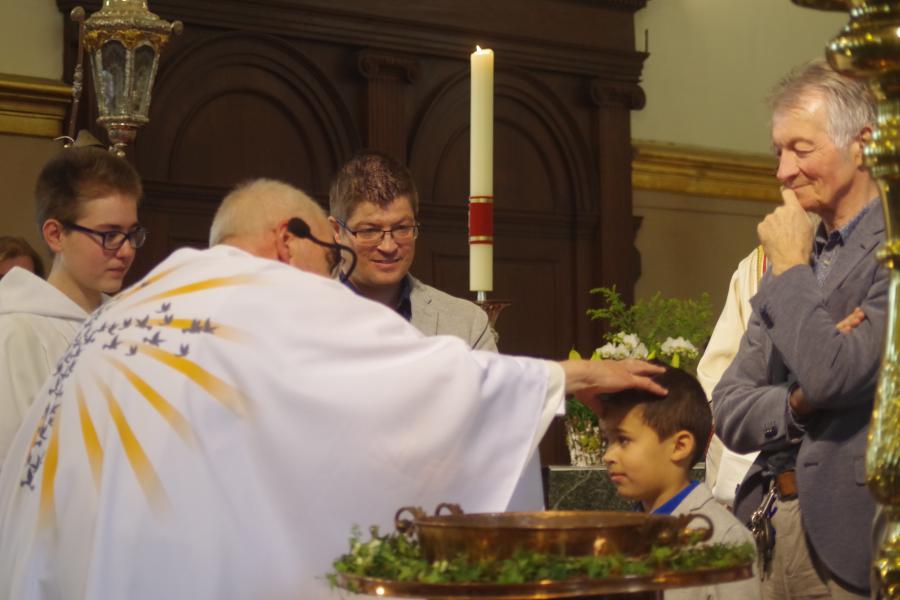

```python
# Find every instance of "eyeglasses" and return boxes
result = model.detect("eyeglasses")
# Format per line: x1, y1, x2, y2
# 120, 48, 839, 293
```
335, 218, 419, 246
61, 221, 148, 251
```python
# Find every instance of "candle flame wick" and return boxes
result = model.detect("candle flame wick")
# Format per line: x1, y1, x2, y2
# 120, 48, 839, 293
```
476, 45, 482, 52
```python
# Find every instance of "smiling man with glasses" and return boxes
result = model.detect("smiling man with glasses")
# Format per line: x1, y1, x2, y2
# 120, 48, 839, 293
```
327, 152, 554, 512
329, 150, 497, 351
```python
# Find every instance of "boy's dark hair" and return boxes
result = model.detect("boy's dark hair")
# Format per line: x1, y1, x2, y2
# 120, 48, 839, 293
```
0, 236, 45, 278
329, 150, 419, 222
604, 365, 712, 467
34, 146, 143, 233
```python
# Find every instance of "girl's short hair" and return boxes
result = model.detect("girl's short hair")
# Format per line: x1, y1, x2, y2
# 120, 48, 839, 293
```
34, 146, 143, 233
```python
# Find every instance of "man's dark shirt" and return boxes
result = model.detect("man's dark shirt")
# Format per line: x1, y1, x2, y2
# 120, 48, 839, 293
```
343, 275, 413, 321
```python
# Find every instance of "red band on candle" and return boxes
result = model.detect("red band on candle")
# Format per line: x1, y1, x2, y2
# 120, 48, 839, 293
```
469, 200, 493, 244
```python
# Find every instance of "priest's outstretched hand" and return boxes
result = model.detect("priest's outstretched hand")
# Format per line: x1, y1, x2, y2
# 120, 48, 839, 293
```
560, 358, 667, 404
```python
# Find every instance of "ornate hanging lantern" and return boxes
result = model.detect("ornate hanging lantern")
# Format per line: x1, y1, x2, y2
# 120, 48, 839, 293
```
70, 1, 182, 156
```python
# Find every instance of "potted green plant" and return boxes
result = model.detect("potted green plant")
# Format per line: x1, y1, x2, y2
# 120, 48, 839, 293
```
565, 348, 604, 467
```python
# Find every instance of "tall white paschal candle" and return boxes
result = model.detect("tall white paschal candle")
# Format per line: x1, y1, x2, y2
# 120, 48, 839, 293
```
469, 46, 494, 293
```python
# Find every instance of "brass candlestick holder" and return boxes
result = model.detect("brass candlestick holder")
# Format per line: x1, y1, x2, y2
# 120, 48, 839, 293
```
475, 291, 511, 330
792, 1, 900, 597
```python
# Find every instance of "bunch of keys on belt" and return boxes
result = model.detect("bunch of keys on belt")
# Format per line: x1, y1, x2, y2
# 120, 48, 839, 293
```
749, 484, 778, 574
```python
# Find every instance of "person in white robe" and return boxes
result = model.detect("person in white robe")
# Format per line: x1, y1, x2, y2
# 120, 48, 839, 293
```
0, 147, 143, 467
0, 179, 665, 600
0, 270, 89, 467
697, 246, 766, 507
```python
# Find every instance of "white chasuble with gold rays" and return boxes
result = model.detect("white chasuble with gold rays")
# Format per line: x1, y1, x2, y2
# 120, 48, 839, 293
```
0, 245, 562, 600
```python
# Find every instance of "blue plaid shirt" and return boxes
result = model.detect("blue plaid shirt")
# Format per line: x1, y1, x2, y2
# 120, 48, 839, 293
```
812, 199, 879, 286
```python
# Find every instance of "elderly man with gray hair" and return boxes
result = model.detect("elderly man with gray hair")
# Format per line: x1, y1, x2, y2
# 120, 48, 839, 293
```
713, 59, 885, 599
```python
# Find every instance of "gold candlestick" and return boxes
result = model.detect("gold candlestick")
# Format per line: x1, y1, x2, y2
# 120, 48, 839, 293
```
792, 1, 900, 597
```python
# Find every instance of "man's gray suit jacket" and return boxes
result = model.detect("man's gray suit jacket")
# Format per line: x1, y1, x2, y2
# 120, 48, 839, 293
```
712, 204, 887, 593
407, 276, 497, 351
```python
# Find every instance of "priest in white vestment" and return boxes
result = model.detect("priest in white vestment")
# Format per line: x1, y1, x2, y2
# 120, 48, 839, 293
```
697, 246, 766, 506
0, 180, 664, 600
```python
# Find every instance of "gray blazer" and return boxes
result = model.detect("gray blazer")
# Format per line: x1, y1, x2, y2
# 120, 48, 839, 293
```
712, 204, 887, 593
408, 276, 498, 351
667, 483, 760, 600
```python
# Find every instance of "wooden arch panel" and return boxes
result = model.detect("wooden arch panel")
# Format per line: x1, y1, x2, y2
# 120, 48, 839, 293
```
135, 32, 358, 196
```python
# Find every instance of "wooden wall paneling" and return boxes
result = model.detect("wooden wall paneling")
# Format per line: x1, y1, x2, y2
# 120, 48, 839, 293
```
136, 32, 358, 194
127, 181, 226, 286
356, 49, 419, 161
113, 24, 363, 281
57, 0, 648, 467
417, 211, 576, 356
589, 78, 646, 306
408, 65, 596, 356
58, 0, 646, 76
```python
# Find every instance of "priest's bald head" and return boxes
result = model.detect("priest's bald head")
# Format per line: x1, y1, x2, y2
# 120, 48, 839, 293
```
209, 179, 336, 277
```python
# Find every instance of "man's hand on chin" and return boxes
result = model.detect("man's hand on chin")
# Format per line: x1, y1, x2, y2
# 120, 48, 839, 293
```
758, 187, 814, 276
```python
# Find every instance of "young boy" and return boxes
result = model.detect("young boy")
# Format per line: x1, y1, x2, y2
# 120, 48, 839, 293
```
599, 365, 760, 600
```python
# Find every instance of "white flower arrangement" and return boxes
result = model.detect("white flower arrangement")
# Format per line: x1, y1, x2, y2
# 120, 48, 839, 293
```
658, 336, 699, 368
565, 287, 713, 466
594, 331, 649, 361
595, 333, 698, 369
585, 286, 712, 375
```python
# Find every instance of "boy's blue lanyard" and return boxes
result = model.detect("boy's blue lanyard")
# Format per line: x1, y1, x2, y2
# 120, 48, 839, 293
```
651, 480, 700, 516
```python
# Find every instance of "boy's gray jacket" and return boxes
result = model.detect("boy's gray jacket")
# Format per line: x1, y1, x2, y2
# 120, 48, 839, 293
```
668, 482, 760, 600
